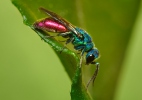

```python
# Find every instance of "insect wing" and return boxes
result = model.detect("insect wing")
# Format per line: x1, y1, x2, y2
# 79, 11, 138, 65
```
39, 7, 79, 36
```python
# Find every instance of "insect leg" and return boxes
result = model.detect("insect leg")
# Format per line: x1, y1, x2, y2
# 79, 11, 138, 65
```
57, 32, 71, 38
43, 32, 71, 39
86, 62, 99, 89
43, 35, 56, 38
74, 45, 86, 68
40, 35, 58, 41
79, 48, 85, 68
58, 32, 73, 53
60, 37, 74, 53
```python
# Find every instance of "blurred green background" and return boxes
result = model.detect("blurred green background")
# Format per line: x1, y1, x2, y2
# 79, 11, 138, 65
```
0, 0, 142, 100
0, 1, 71, 100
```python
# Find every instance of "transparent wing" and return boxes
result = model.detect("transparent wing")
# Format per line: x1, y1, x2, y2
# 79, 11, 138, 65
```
39, 7, 79, 37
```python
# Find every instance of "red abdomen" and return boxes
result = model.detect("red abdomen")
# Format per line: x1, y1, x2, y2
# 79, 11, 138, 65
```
34, 18, 68, 33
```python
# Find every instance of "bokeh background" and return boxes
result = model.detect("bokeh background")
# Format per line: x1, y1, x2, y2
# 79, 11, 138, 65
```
0, 0, 142, 100
0, 1, 71, 100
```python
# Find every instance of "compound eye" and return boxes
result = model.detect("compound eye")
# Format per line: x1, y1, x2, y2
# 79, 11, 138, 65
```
86, 54, 95, 65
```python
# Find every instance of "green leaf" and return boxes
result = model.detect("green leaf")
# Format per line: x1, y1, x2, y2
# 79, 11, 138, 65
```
11, 0, 92, 100
71, 66, 94, 100
82, 1, 140, 99
11, 0, 141, 100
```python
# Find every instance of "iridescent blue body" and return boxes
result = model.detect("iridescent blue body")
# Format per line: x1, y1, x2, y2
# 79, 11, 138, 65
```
72, 28, 93, 50
63, 27, 99, 65
33, 7, 100, 88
